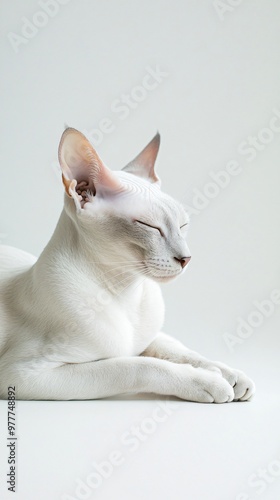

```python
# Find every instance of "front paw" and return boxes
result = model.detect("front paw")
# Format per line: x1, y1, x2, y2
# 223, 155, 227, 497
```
176, 366, 235, 404
212, 363, 256, 401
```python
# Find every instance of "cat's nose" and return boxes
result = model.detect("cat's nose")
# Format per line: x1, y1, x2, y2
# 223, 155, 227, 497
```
174, 256, 191, 268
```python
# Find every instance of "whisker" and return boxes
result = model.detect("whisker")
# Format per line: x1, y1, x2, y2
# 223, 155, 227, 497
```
117, 269, 152, 295
99, 268, 148, 295
87, 260, 146, 265
94, 263, 146, 281
87, 262, 145, 273
99, 264, 146, 278
120, 272, 152, 296
93, 264, 146, 288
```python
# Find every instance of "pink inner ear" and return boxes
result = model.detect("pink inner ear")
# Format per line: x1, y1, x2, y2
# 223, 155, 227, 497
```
99, 165, 125, 194
59, 128, 125, 201
122, 132, 160, 183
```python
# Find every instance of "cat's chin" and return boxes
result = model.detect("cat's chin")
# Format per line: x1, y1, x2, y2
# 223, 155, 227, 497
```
148, 273, 180, 283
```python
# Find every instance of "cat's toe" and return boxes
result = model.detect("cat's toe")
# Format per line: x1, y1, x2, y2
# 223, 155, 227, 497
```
213, 363, 255, 402
201, 370, 234, 404
239, 381, 256, 401
214, 363, 238, 387
233, 372, 256, 401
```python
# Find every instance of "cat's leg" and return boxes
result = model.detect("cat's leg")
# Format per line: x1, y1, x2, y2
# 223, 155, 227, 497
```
140, 333, 255, 401
2, 356, 234, 403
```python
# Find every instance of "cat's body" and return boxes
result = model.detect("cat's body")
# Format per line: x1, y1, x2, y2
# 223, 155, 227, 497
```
0, 128, 255, 402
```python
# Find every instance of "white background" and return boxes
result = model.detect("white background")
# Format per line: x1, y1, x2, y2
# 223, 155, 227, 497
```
0, 1, 280, 499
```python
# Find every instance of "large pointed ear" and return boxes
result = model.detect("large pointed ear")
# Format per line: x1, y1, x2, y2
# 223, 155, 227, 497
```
122, 133, 161, 185
58, 127, 123, 209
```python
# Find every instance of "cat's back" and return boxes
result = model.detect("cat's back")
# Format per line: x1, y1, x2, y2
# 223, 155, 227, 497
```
0, 245, 37, 280
0, 246, 37, 352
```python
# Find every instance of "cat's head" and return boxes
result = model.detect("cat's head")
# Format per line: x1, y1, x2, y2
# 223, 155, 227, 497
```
58, 127, 191, 283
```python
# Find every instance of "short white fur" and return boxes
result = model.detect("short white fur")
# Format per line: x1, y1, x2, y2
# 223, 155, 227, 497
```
0, 128, 255, 402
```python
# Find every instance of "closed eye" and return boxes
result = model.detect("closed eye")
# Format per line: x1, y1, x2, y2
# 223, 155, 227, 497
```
135, 220, 164, 236
180, 223, 188, 229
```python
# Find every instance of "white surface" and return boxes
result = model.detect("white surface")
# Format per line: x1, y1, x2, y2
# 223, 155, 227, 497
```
0, 0, 280, 499
1, 393, 280, 500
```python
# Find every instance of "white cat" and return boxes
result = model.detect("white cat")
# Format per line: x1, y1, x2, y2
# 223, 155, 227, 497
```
0, 128, 255, 402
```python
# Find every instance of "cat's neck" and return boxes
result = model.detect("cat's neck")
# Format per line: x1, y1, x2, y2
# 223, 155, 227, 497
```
33, 204, 144, 296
